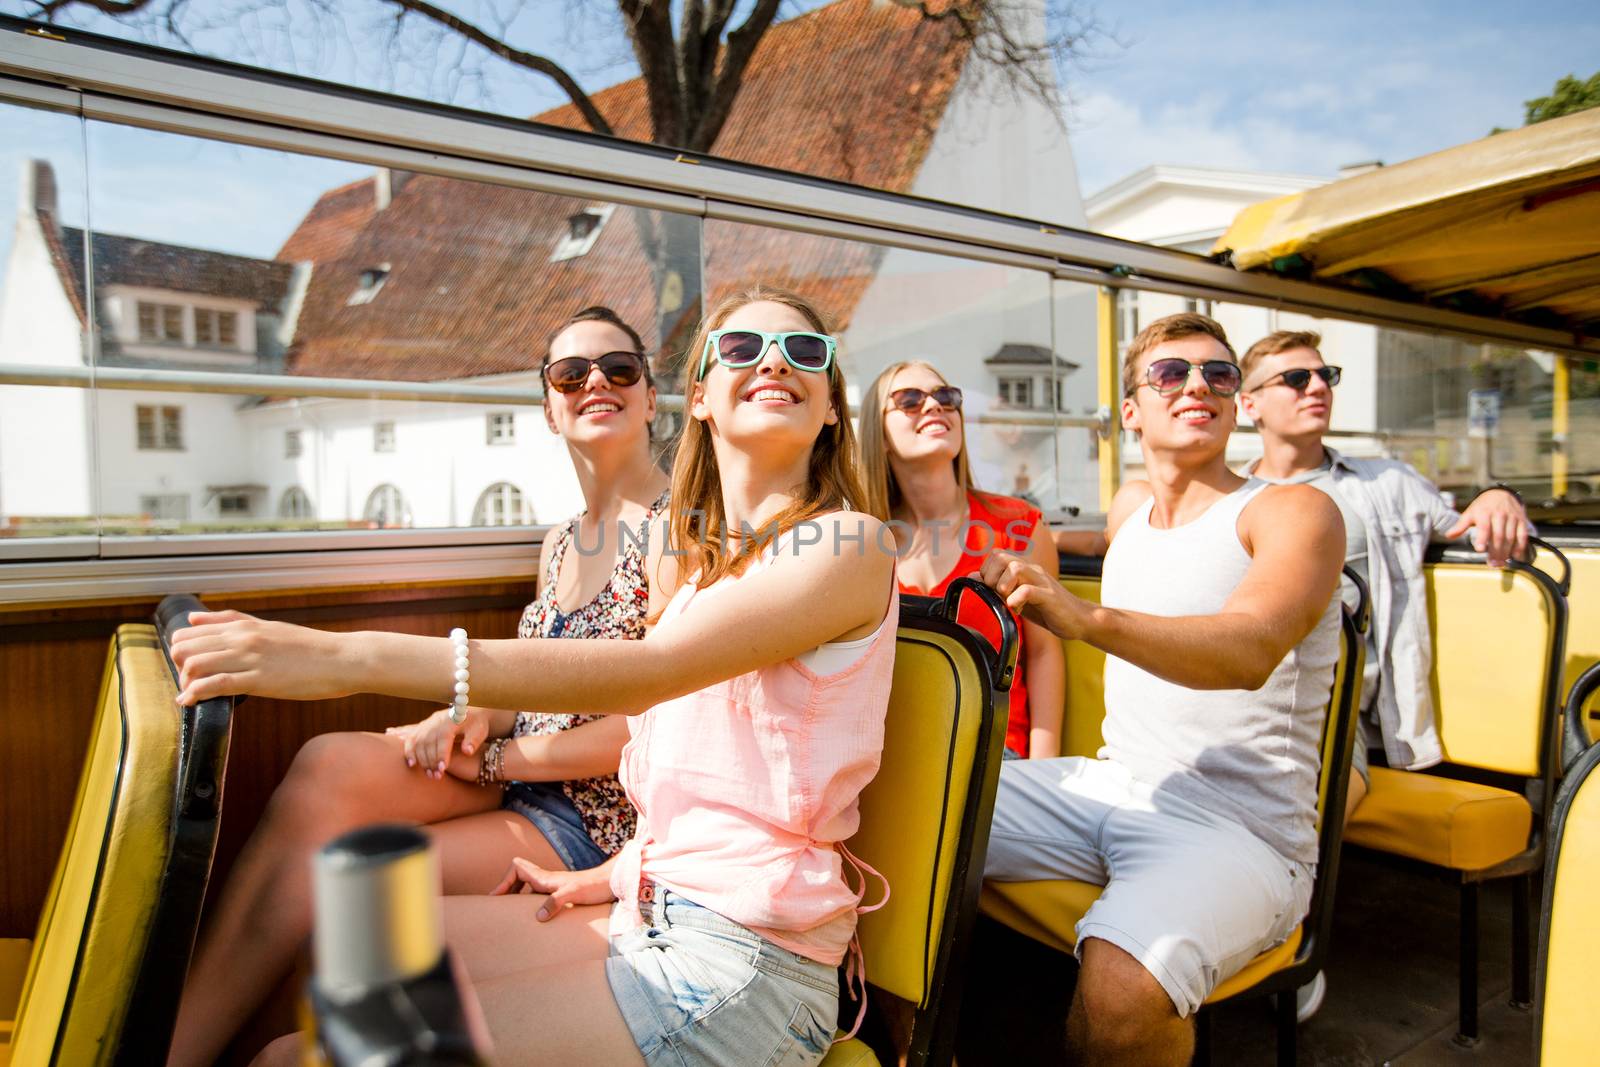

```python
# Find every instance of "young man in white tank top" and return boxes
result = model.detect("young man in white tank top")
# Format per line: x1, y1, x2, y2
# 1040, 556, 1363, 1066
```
977, 313, 1346, 1066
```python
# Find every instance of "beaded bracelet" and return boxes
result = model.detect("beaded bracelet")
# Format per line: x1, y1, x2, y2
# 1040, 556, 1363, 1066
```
449, 627, 470, 724
477, 738, 507, 787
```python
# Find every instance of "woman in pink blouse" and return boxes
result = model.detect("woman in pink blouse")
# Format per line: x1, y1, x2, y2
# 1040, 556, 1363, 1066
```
172, 286, 898, 1067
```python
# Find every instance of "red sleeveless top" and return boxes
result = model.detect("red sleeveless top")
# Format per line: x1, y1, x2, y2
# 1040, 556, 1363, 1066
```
899, 492, 1042, 756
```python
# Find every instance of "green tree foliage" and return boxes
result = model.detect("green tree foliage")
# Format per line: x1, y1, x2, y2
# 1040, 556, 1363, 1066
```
1523, 71, 1600, 126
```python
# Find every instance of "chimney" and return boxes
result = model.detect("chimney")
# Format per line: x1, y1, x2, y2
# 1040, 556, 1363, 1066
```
372, 168, 414, 211
20, 158, 59, 219
1338, 160, 1384, 179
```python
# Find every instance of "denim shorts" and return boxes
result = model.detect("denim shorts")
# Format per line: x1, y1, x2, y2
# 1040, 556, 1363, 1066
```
500, 780, 608, 871
604, 890, 839, 1067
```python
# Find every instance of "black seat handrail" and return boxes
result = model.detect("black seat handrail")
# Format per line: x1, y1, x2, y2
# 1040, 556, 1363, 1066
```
940, 577, 1020, 692
1563, 662, 1600, 774
116, 595, 237, 1062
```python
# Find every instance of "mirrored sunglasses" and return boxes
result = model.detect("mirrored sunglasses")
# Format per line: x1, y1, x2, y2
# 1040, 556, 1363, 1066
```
1143, 357, 1242, 398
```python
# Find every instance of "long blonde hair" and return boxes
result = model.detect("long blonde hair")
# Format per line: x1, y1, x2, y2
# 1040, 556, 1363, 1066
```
667, 285, 869, 589
858, 360, 976, 521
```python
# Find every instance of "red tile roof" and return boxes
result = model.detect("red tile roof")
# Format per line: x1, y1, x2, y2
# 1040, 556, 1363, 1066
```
277, 177, 377, 264
278, 0, 972, 382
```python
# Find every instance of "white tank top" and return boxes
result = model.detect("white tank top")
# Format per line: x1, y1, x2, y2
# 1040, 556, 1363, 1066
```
1100, 479, 1341, 863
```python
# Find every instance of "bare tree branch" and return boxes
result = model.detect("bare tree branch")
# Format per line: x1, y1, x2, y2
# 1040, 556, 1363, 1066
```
686, 0, 780, 152
28, 0, 158, 17
375, 0, 614, 135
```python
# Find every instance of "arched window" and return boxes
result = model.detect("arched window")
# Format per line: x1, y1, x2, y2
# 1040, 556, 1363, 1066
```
473, 482, 531, 526
279, 486, 314, 519
364, 483, 412, 528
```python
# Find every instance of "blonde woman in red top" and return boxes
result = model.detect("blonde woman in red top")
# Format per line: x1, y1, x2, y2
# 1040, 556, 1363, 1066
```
860, 360, 1065, 758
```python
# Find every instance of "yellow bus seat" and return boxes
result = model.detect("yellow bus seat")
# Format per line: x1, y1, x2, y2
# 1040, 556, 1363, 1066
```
0, 937, 29, 1044
979, 560, 1365, 1063
1535, 539, 1600, 743
6, 627, 179, 1064
1341, 551, 1567, 1045
1058, 571, 1107, 759
820, 581, 1012, 1067
5, 603, 234, 1066
1345, 768, 1532, 870
1536, 662, 1600, 1066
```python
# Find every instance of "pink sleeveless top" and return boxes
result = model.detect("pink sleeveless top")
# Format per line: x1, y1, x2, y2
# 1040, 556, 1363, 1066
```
609, 548, 898, 966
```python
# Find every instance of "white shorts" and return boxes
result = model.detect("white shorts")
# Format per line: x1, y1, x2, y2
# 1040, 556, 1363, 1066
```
984, 756, 1313, 1017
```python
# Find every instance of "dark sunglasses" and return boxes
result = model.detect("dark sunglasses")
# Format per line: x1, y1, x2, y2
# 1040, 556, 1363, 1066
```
1248, 365, 1342, 393
543, 351, 647, 394
887, 386, 963, 414
1143, 357, 1242, 398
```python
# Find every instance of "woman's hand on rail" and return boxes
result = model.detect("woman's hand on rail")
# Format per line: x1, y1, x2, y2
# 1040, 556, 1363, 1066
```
171, 610, 355, 705
491, 857, 617, 920
389, 706, 490, 779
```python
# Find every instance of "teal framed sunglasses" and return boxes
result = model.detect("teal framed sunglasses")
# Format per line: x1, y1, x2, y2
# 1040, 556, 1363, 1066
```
698, 329, 837, 380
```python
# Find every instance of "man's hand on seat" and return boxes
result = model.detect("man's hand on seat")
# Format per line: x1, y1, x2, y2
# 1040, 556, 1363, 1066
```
1446, 488, 1531, 567
980, 549, 1091, 641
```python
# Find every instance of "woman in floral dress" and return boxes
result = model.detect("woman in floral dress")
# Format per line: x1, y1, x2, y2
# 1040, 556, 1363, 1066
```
167, 306, 669, 1067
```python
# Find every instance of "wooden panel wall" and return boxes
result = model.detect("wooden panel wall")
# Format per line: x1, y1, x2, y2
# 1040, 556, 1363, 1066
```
0, 580, 533, 939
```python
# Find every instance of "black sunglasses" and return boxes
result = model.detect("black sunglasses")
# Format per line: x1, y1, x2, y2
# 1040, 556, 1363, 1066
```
1248, 365, 1342, 393
1143, 358, 1242, 398
543, 351, 647, 394
887, 386, 963, 413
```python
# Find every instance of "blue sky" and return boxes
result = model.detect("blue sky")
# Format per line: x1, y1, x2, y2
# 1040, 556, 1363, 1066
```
1066, 0, 1600, 192
1, 0, 1597, 278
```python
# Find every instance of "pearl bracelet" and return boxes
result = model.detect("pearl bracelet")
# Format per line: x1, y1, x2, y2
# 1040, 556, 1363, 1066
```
449, 627, 470, 724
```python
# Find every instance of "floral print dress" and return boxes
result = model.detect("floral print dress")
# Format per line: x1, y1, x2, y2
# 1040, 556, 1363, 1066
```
507, 490, 668, 857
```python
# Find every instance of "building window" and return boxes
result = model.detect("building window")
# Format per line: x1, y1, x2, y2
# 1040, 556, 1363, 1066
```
373, 421, 396, 453
486, 411, 516, 445
194, 307, 239, 347
550, 205, 615, 262
139, 493, 189, 521
997, 377, 1034, 408
364, 484, 411, 528
1117, 289, 1140, 353
348, 263, 391, 306
137, 301, 184, 343
285, 428, 303, 458
217, 492, 252, 516
136, 404, 184, 450
473, 482, 530, 526
280, 486, 314, 519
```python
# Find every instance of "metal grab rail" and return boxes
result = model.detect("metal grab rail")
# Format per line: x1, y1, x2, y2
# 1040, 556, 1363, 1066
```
0, 363, 1113, 430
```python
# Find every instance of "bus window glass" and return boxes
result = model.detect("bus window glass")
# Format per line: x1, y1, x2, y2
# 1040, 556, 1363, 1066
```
35, 4, 1085, 226
0, 102, 92, 539
1177, 298, 1594, 510
701, 219, 1089, 516
69, 120, 698, 535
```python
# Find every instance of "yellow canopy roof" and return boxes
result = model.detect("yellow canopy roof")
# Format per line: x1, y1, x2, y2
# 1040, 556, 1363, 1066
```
1213, 107, 1600, 336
